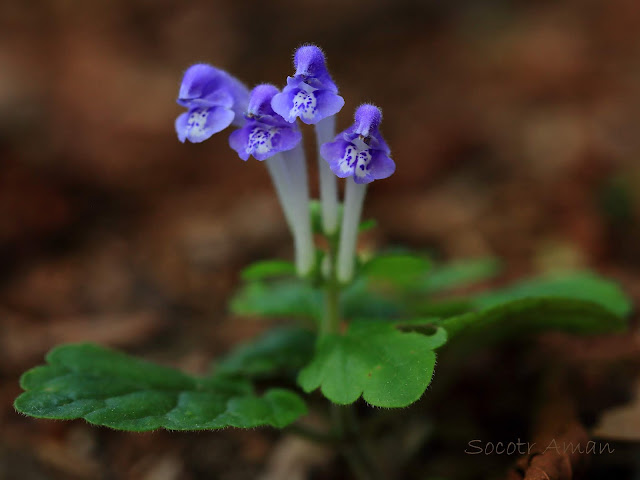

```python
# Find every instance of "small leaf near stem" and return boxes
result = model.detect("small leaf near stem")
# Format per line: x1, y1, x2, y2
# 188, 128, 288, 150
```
241, 259, 296, 281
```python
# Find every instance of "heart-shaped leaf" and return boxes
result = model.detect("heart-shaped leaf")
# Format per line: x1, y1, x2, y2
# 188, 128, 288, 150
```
342, 278, 405, 319
471, 272, 631, 317
15, 344, 307, 431
298, 323, 447, 408
417, 258, 501, 294
440, 297, 627, 340
230, 281, 323, 320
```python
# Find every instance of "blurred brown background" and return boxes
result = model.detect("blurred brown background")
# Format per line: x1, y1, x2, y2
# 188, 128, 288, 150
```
2, 0, 640, 479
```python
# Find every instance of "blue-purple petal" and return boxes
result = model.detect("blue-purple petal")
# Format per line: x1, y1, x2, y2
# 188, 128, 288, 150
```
229, 120, 302, 161
273, 46, 341, 124
176, 64, 250, 136
274, 88, 343, 125
201, 90, 234, 109
370, 131, 391, 155
294, 46, 327, 77
228, 126, 251, 161
199, 106, 235, 140
178, 65, 245, 108
293, 45, 338, 93
177, 64, 219, 105
275, 87, 341, 125
177, 106, 235, 144
247, 84, 280, 117
353, 149, 396, 184
321, 104, 395, 184
321, 139, 356, 178
271, 89, 298, 123
180, 89, 234, 110
175, 112, 189, 143
353, 104, 382, 136
273, 126, 302, 154
369, 150, 396, 180
286, 76, 303, 89
314, 89, 345, 122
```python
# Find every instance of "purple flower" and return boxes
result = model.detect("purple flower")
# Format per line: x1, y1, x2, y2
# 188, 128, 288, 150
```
320, 104, 395, 184
175, 64, 250, 143
228, 84, 302, 161
271, 45, 345, 124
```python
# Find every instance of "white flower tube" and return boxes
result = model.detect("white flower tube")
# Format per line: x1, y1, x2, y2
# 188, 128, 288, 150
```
336, 178, 367, 283
280, 143, 315, 277
264, 156, 296, 231
315, 116, 340, 235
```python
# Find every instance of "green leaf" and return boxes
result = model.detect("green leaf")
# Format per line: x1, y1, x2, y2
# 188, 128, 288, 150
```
361, 253, 431, 288
418, 258, 501, 294
15, 344, 307, 431
230, 280, 323, 321
241, 260, 296, 281
408, 298, 474, 318
408, 272, 630, 346
230, 277, 406, 323
298, 323, 447, 408
231, 277, 409, 322
358, 219, 377, 232
342, 278, 405, 319
471, 272, 631, 317
439, 297, 626, 340
216, 327, 315, 378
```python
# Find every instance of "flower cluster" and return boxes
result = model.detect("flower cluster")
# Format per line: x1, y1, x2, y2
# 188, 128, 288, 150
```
175, 45, 396, 280
321, 105, 395, 185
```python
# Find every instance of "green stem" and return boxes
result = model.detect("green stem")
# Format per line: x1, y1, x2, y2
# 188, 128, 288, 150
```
333, 405, 384, 480
323, 280, 340, 336
317, 238, 382, 480
321, 236, 340, 337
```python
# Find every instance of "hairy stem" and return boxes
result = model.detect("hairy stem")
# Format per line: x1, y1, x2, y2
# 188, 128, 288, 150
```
333, 405, 384, 480
319, 237, 381, 480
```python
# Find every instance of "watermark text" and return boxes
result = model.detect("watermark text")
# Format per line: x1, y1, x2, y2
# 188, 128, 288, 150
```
465, 439, 614, 455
